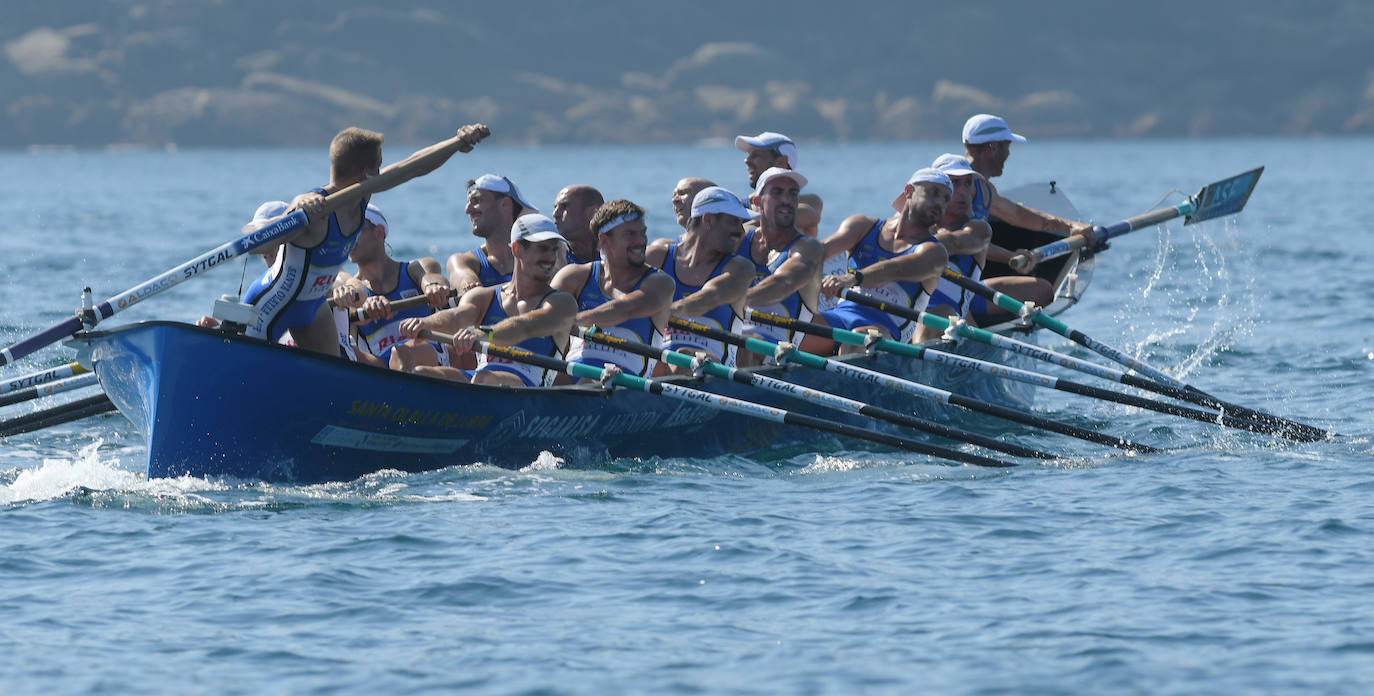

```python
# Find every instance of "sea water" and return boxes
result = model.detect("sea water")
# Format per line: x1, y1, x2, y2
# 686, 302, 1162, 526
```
1, 138, 1372, 694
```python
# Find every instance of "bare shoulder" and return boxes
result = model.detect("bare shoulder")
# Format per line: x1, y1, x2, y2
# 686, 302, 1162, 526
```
645, 238, 672, 266
724, 254, 755, 275
551, 261, 591, 291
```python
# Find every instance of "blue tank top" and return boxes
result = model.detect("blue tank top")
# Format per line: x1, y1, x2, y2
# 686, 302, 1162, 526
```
660, 242, 740, 361
567, 260, 661, 375
838, 217, 935, 315
354, 261, 433, 361
474, 286, 561, 386
741, 228, 807, 320
929, 250, 983, 317
971, 178, 991, 221
243, 187, 366, 341
476, 248, 512, 286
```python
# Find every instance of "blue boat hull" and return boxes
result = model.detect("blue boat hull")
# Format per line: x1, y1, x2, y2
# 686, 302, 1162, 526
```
77, 318, 1054, 482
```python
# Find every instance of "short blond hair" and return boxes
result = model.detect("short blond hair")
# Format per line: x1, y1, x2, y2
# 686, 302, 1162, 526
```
330, 127, 384, 180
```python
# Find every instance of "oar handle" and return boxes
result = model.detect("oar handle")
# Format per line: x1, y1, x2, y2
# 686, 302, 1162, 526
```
340, 288, 458, 322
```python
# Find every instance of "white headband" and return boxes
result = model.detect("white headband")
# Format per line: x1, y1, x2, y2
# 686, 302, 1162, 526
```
596, 211, 643, 234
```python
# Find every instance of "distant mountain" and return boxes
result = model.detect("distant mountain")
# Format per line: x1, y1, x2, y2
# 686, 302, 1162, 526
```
2, 0, 1372, 148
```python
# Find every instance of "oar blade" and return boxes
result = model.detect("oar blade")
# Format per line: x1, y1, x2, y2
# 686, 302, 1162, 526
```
1184, 166, 1263, 225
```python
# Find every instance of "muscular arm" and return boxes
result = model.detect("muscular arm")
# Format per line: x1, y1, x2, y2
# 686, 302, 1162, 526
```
797, 194, 822, 238
445, 250, 483, 295
491, 292, 577, 346
935, 219, 992, 257
747, 237, 823, 307
576, 271, 674, 327
673, 256, 753, 316
412, 289, 487, 336
410, 257, 453, 307
822, 214, 877, 260
856, 241, 949, 288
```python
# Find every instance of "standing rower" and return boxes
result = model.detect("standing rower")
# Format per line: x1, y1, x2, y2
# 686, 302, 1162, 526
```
395, 214, 577, 386
552, 199, 674, 378
646, 186, 756, 373
241, 123, 488, 355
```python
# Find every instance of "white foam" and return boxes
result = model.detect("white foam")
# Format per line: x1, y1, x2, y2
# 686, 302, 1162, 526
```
1, 440, 221, 505
522, 451, 565, 472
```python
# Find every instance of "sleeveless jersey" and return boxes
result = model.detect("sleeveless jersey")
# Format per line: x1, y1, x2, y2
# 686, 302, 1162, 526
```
822, 217, 935, 343
354, 261, 435, 362
565, 261, 661, 376
971, 178, 991, 222
475, 248, 513, 286
739, 228, 816, 344
244, 187, 366, 342
660, 242, 741, 364
929, 247, 983, 318
474, 286, 563, 387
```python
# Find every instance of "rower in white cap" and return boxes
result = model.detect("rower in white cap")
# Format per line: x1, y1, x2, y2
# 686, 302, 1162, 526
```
446, 173, 538, 298
960, 114, 1096, 273
736, 167, 832, 365
646, 186, 757, 372
734, 131, 826, 247
395, 213, 577, 386
819, 168, 953, 350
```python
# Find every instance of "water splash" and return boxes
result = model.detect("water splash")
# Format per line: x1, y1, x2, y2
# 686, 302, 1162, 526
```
0, 440, 223, 506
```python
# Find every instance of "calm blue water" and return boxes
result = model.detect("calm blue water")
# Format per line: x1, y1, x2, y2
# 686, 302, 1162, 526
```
2, 138, 1372, 694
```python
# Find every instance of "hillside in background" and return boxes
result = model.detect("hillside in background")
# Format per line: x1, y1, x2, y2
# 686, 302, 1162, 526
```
3, 0, 1373, 148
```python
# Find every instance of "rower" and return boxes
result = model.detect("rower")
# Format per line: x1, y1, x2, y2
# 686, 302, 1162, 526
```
819, 168, 952, 351
394, 214, 577, 386
552, 199, 674, 379
446, 173, 538, 296
645, 186, 756, 374
670, 177, 716, 234
735, 168, 830, 366
552, 184, 604, 266
924, 154, 994, 322
961, 114, 1095, 273
330, 204, 453, 367
241, 124, 488, 356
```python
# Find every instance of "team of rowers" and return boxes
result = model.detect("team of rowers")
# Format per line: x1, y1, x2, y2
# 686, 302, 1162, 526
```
215, 115, 1095, 387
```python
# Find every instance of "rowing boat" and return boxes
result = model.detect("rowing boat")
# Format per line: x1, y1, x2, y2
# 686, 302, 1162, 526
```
69, 183, 1093, 482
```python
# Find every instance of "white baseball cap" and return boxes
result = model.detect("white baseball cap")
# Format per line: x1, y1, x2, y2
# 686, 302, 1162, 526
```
734, 131, 799, 168
511, 213, 568, 244
691, 186, 758, 220
962, 114, 1027, 145
249, 200, 289, 227
892, 168, 953, 211
931, 153, 977, 176
364, 203, 387, 228
753, 167, 808, 197
470, 173, 537, 212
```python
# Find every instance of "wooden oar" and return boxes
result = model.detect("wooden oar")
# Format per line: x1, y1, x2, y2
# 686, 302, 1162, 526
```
0, 373, 100, 408
575, 325, 1054, 460
1009, 167, 1264, 271
0, 394, 116, 438
745, 310, 1286, 437
339, 288, 458, 323
931, 272, 1329, 441
668, 318, 1162, 454
2, 361, 89, 396
420, 330, 1017, 468
0, 125, 490, 368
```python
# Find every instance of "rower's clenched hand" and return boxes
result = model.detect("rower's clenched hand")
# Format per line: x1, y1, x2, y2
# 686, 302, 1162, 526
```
398, 317, 427, 340
821, 273, 858, 299
1067, 222, 1098, 249
455, 123, 490, 153
449, 327, 481, 353
361, 294, 393, 320
290, 191, 327, 221
424, 280, 453, 309
331, 280, 368, 309
1012, 249, 1039, 274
